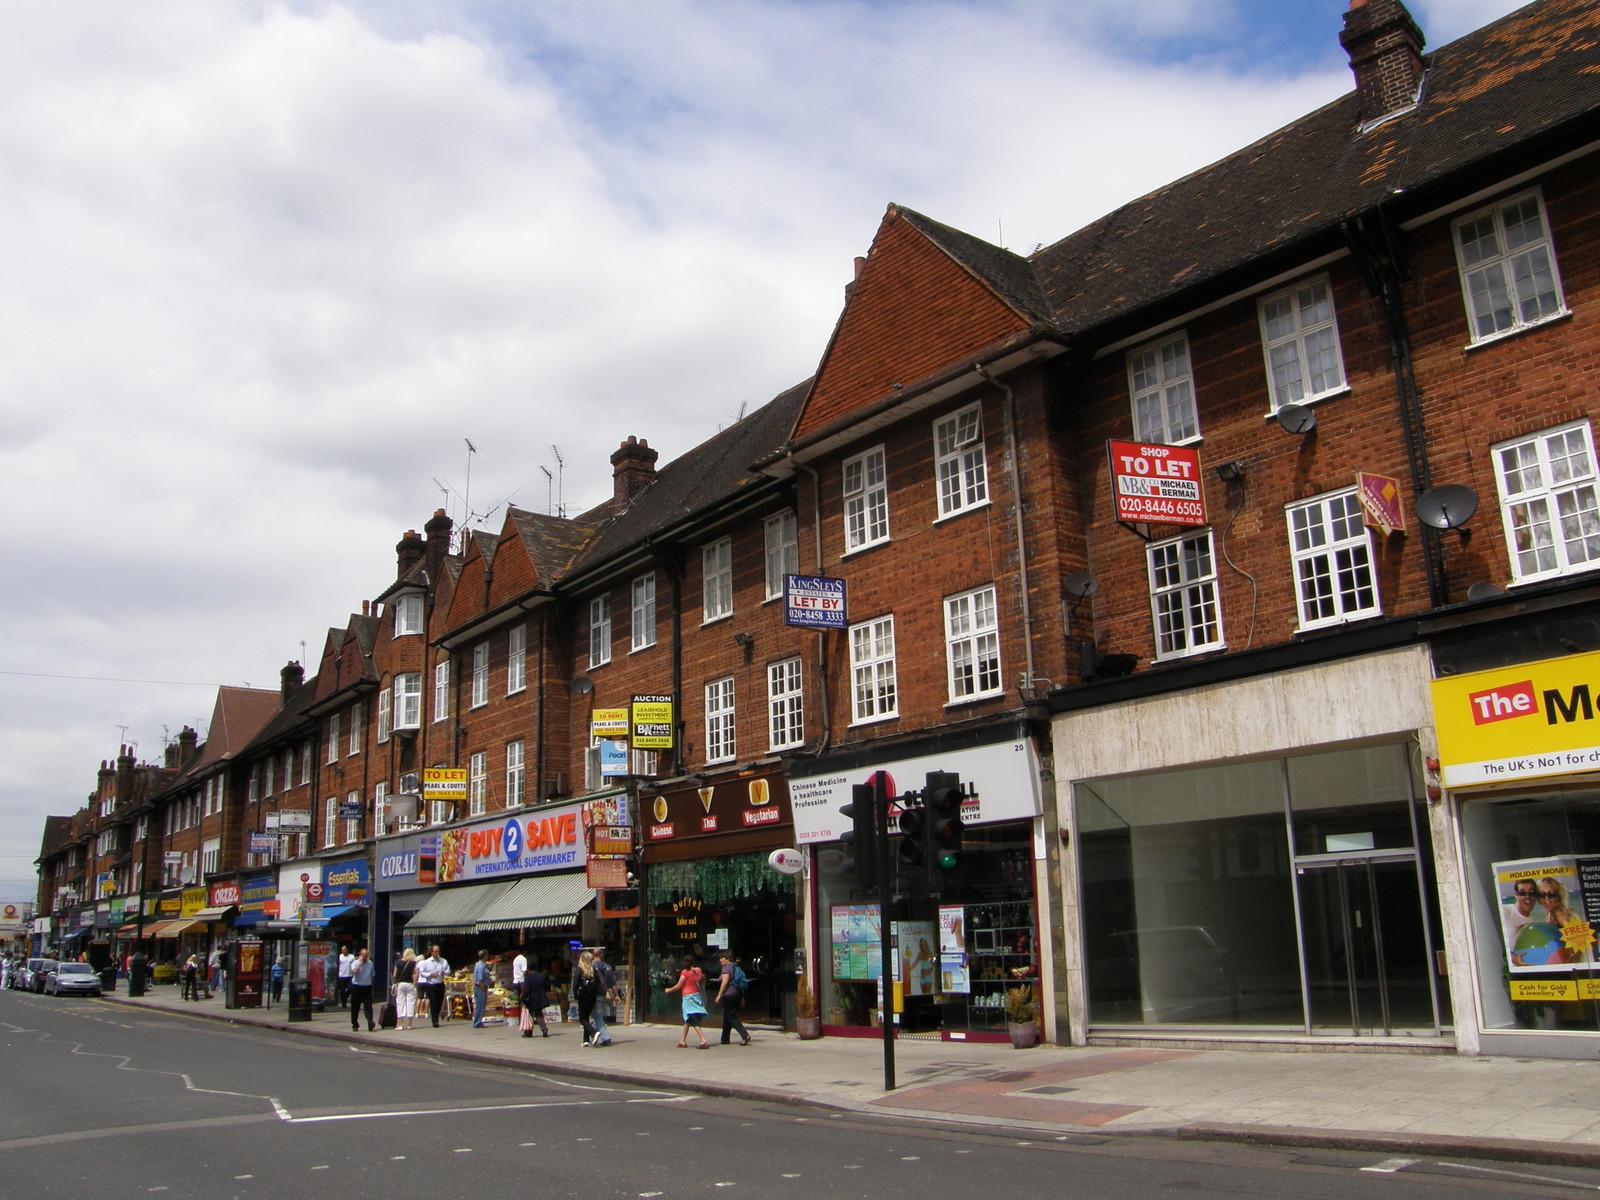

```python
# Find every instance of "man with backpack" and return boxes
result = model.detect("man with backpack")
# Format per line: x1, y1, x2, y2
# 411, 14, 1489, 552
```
715, 952, 751, 1046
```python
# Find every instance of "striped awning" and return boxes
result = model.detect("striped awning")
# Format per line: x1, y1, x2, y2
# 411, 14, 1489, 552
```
476, 873, 595, 932
403, 880, 517, 935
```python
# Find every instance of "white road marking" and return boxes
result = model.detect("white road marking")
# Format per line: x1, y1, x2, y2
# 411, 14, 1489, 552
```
234, 1175, 253, 1180
454, 1148, 473, 1153
284, 1097, 685, 1124
1434, 1161, 1600, 1190
1361, 1158, 1416, 1174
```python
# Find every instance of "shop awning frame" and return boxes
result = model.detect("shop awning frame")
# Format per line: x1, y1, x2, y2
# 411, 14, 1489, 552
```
476, 873, 596, 932
189, 905, 238, 922
403, 880, 518, 935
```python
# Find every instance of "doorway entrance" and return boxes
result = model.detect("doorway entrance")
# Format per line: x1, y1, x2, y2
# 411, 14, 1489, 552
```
1294, 852, 1439, 1035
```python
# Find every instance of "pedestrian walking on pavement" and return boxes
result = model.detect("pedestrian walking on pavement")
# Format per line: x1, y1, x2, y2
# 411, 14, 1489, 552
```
591, 946, 616, 1046
348, 948, 376, 1032
575, 950, 602, 1046
518, 962, 549, 1038
181, 955, 201, 1001
269, 958, 285, 1003
336, 946, 355, 1009
392, 948, 418, 1030
664, 955, 709, 1048
715, 952, 751, 1046
416, 945, 448, 1027
471, 949, 493, 1027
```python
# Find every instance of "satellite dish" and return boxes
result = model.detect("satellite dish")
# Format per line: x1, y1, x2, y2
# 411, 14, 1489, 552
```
1466, 581, 1505, 602
1416, 484, 1479, 531
1276, 403, 1317, 435
568, 675, 595, 695
1063, 571, 1099, 600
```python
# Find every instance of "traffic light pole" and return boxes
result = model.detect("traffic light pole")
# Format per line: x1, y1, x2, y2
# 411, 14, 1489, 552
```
874, 769, 895, 1092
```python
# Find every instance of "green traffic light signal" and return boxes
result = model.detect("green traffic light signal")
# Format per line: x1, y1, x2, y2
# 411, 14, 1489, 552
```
924, 770, 964, 874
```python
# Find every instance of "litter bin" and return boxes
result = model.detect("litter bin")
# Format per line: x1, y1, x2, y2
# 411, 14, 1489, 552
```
287, 978, 313, 1022
128, 953, 147, 998
99, 967, 117, 993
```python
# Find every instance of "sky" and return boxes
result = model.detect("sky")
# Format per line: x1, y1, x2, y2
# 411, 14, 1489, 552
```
0, 0, 1527, 901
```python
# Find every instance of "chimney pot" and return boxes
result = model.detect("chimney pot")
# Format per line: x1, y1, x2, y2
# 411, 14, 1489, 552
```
610, 435, 660, 514
1340, 0, 1425, 127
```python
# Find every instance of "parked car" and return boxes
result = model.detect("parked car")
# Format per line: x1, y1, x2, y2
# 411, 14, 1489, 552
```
27, 957, 57, 993
45, 962, 102, 997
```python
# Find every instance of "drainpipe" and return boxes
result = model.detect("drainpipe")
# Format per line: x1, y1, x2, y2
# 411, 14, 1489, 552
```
973, 363, 1036, 688
647, 541, 686, 777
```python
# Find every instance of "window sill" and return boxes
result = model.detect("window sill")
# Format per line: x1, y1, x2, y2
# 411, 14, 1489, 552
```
506, 685, 527, 697
1463, 308, 1572, 352
933, 499, 991, 526
1262, 387, 1350, 420
1294, 611, 1383, 636
841, 538, 891, 560
849, 713, 899, 729
629, 642, 658, 655
587, 660, 611, 672
701, 612, 734, 628
1152, 644, 1226, 664
945, 690, 1005, 708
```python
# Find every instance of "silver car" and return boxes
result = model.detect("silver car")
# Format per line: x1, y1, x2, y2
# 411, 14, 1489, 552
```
45, 962, 103, 997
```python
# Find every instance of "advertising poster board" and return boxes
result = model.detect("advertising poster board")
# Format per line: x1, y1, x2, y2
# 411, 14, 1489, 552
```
1494, 856, 1598, 990
830, 904, 882, 982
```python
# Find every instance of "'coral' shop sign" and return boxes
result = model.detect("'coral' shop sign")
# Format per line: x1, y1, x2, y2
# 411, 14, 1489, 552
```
437, 801, 587, 882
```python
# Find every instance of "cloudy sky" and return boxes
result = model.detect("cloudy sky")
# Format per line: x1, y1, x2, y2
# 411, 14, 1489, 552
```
0, 0, 1525, 901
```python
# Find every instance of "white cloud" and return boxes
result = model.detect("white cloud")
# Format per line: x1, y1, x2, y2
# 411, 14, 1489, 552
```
0, 0, 1526, 898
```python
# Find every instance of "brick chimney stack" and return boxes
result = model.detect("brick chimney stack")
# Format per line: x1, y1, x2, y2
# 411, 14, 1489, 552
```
424, 507, 453, 582
1341, 0, 1425, 127
281, 659, 305, 702
610, 436, 659, 514
396, 528, 425, 579
177, 725, 199, 767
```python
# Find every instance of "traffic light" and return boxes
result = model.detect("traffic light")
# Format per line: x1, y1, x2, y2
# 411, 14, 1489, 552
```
839, 783, 878, 890
896, 798, 927, 870
924, 770, 965, 878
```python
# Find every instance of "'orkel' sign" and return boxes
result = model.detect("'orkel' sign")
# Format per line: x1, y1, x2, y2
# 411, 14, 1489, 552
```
1107, 440, 1206, 527
1432, 649, 1600, 788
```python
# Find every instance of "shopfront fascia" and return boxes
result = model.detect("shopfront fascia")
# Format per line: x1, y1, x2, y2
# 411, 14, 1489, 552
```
1433, 646, 1600, 1058
1053, 645, 1458, 1049
790, 729, 1047, 1043
639, 767, 796, 1026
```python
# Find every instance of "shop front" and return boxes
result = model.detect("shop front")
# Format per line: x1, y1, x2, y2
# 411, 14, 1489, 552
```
1054, 645, 1453, 1047
793, 729, 1046, 1043
640, 768, 797, 1027
1434, 647, 1600, 1058
393, 798, 603, 1014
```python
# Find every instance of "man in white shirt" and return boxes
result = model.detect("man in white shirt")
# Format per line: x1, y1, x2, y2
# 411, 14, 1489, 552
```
415, 945, 449, 1028
337, 947, 356, 1009
512, 945, 528, 990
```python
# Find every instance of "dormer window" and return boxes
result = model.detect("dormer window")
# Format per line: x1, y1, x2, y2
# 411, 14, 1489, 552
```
395, 592, 425, 637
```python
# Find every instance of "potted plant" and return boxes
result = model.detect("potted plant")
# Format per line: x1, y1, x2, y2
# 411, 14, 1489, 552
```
1005, 983, 1039, 1048
795, 973, 822, 1040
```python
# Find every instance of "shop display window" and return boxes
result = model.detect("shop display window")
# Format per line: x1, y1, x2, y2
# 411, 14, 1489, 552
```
1461, 788, 1600, 1034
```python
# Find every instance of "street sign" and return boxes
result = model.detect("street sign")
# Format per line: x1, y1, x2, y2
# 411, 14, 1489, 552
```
305, 882, 324, 901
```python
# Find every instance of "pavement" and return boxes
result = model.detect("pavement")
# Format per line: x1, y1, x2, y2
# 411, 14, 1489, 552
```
98, 982, 1600, 1168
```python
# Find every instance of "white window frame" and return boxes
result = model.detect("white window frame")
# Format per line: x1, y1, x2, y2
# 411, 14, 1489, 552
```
631, 572, 657, 651
299, 741, 312, 786
589, 595, 612, 667
702, 538, 733, 623
1147, 530, 1225, 660
944, 585, 1003, 702
348, 702, 362, 756
429, 799, 451, 826
1286, 489, 1381, 630
377, 687, 392, 745
705, 677, 737, 764
934, 403, 988, 518
767, 657, 804, 751
394, 673, 422, 731
1492, 421, 1600, 584
1454, 189, 1567, 345
433, 660, 451, 723
471, 642, 489, 709
326, 713, 340, 765
507, 625, 527, 694
395, 592, 425, 637
323, 796, 337, 849
842, 446, 889, 552
763, 511, 798, 600
374, 781, 389, 830
344, 790, 361, 843
248, 769, 261, 805
282, 749, 294, 792
202, 838, 220, 877
849, 615, 898, 724
1258, 275, 1346, 411
469, 751, 488, 817
1127, 331, 1199, 444
505, 740, 526, 808
631, 747, 658, 777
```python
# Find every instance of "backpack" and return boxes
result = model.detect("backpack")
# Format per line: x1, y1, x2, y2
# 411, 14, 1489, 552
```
575, 970, 599, 1001
732, 965, 748, 993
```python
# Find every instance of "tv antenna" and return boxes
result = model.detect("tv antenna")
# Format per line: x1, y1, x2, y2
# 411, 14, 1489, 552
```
550, 445, 566, 518
463, 439, 477, 525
